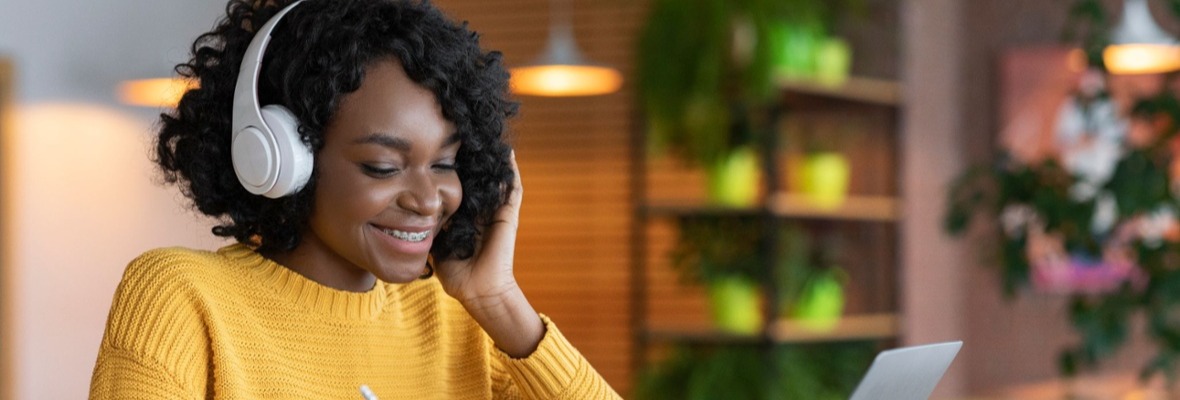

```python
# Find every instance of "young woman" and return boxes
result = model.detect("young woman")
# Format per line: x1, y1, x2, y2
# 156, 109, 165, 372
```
88, 0, 620, 398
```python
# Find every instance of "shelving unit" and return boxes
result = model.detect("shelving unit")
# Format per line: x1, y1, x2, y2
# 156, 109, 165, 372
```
770, 313, 899, 343
630, 74, 905, 390
775, 76, 901, 106
770, 193, 899, 222
645, 313, 899, 344
643, 194, 899, 222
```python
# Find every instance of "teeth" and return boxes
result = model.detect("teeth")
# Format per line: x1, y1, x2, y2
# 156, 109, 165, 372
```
382, 228, 428, 242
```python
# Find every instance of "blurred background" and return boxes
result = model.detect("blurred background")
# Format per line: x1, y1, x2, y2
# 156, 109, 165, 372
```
7, 0, 1180, 398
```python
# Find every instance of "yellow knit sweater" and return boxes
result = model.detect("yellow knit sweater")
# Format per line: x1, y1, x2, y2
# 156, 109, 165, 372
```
89, 244, 620, 399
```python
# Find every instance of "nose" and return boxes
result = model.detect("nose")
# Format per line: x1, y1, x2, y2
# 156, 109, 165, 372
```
395, 169, 443, 216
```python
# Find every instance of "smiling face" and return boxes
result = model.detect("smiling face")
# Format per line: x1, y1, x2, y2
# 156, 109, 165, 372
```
272, 58, 462, 291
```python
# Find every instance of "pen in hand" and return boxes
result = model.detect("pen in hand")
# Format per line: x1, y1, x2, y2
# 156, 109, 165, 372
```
359, 385, 379, 400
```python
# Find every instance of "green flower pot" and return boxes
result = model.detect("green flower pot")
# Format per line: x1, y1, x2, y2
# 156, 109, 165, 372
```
708, 276, 763, 334
788, 269, 845, 332
706, 147, 760, 207
802, 152, 851, 209
772, 21, 822, 81
815, 37, 852, 87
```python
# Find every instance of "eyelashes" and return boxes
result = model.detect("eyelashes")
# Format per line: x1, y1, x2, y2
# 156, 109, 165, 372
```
361, 164, 399, 178
360, 163, 458, 178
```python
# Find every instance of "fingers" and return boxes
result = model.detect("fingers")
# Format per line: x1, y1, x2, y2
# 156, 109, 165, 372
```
509, 150, 523, 207
497, 150, 522, 222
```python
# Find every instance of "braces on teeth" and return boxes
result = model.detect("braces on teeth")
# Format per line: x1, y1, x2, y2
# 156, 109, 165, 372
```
383, 228, 428, 242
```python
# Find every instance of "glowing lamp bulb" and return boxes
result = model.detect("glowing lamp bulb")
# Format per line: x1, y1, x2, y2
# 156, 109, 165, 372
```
511, 65, 622, 97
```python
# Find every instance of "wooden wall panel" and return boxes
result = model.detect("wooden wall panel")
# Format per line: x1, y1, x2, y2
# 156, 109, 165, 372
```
433, 0, 647, 394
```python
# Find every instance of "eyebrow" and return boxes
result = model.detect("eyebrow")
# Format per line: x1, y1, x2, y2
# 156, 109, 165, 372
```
352, 132, 461, 150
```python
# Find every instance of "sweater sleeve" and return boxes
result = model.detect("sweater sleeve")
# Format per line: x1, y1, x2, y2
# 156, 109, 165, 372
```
90, 347, 198, 399
492, 314, 621, 400
89, 249, 210, 400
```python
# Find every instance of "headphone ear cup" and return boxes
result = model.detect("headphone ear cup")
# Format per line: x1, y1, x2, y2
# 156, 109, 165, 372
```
232, 123, 277, 196
259, 105, 314, 198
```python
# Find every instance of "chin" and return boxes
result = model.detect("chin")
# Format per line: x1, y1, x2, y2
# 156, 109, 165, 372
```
373, 263, 428, 284
378, 274, 421, 284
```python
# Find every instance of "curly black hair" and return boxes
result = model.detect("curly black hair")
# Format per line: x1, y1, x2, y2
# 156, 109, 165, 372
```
155, 0, 517, 260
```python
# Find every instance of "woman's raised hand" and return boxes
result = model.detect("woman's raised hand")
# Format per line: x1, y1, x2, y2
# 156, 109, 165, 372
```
435, 151, 543, 357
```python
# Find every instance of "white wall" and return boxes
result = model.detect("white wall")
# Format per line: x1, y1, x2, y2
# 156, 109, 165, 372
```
0, 0, 228, 398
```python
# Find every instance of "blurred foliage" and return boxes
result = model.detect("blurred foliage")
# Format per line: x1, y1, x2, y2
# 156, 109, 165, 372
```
1060, 0, 1108, 67
670, 219, 841, 307
664, 218, 860, 395
637, 1, 875, 397
635, 343, 876, 400
946, 158, 1097, 294
945, 0, 1180, 383
670, 216, 768, 283
636, 0, 862, 167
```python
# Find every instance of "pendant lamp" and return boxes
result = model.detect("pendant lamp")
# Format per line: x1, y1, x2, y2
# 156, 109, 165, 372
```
118, 77, 196, 108
509, 0, 622, 96
1103, 0, 1180, 74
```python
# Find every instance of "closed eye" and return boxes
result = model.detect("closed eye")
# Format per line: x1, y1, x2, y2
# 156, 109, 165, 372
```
432, 163, 458, 172
361, 164, 399, 178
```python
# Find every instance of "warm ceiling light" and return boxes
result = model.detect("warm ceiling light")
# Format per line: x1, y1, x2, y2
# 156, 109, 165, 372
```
511, 65, 622, 97
117, 77, 196, 108
509, 0, 622, 97
1103, 0, 1180, 74
1104, 44, 1180, 74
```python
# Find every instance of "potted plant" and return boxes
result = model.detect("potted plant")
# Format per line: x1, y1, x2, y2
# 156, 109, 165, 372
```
791, 115, 864, 210
635, 343, 876, 400
945, 0, 1180, 382
777, 226, 847, 331
670, 219, 850, 334
636, 0, 862, 206
670, 216, 768, 333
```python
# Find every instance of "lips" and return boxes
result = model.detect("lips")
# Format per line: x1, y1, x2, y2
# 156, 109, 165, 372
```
372, 223, 432, 240
370, 223, 434, 255
380, 227, 428, 242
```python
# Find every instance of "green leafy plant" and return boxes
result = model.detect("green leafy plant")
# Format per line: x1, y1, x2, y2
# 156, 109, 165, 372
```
669, 216, 767, 283
945, 0, 1180, 382
636, 0, 863, 168
635, 343, 875, 400
776, 225, 847, 329
668, 218, 850, 333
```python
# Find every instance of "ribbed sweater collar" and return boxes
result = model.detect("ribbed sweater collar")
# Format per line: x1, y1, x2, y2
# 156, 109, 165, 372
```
217, 243, 391, 320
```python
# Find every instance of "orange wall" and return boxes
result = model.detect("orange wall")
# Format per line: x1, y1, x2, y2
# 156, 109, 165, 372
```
434, 0, 647, 393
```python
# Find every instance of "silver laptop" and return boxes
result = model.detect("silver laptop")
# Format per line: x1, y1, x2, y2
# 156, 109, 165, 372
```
849, 341, 963, 400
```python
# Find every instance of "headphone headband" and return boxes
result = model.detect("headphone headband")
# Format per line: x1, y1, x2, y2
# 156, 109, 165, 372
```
232, 0, 305, 136
230, 0, 314, 198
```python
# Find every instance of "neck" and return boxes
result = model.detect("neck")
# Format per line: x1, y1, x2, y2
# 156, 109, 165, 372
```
264, 234, 377, 293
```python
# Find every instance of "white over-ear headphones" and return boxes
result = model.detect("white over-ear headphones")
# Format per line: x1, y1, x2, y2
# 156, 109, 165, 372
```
231, 0, 313, 198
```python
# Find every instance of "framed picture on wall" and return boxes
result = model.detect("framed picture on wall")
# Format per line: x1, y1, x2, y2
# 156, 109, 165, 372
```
999, 46, 1167, 171
997, 46, 1180, 295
